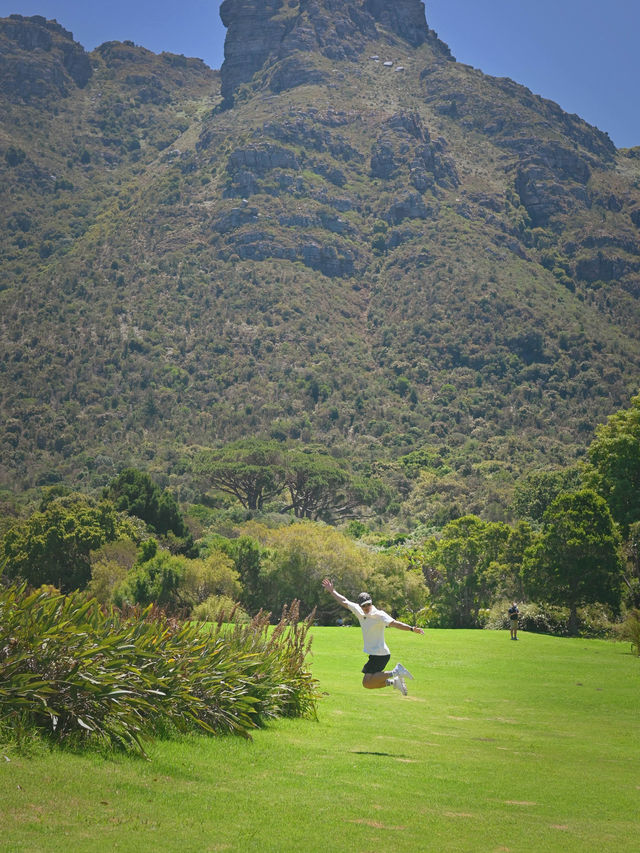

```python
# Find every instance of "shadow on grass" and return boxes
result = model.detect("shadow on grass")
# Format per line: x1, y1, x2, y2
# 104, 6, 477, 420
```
350, 750, 408, 758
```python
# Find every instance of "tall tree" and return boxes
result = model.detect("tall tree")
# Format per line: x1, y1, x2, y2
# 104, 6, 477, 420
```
285, 449, 383, 521
414, 516, 512, 627
284, 449, 351, 520
522, 489, 624, 634
104, 468, 189, 542
2, 494, 121, 592
194, 440, 286, 510
586, 395, 640, 536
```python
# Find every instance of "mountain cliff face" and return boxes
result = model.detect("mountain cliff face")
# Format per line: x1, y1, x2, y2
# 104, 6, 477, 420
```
0, 8, 639, 496
219, 0, 437, 103
0, 14, 91, 99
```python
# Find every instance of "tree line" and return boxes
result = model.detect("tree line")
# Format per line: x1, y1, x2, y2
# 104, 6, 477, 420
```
191, 440, 389, 518
1, 396, 639, 638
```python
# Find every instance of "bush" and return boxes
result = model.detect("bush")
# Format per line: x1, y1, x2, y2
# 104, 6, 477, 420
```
181, 552, 242, 608
481, 599, 616, 638
482, 600, 569, 635
0, 584, 318, 754
87, 538, 139, 604
397, 603, 437, 629
576, 603, 616, 639
615, 609, 640, 655
192, 594, 249, 624
112, 551, 188, 612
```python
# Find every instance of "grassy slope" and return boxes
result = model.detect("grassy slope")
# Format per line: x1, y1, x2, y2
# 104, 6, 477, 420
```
1, 629, 638, 852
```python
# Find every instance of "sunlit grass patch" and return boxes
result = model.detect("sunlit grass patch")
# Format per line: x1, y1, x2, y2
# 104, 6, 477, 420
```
1, 626, 638, 852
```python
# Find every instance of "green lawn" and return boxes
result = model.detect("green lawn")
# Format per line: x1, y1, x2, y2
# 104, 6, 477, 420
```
2, 628, 639, 852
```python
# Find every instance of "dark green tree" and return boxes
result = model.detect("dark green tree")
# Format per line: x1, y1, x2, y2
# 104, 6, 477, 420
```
522, 489, 624, 634
284, 450, 350, 520
112, 550, 188, 612
104, 469, 191, 550
193, 440, 286, 510
416, 515, 512, 627
586, 395, 640, 536
2, 494, 120, 592
207, 534, 265, 613
513, 467, 581, 522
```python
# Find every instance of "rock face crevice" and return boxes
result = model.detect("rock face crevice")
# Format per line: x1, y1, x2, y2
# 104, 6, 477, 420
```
219, 0, 432, 104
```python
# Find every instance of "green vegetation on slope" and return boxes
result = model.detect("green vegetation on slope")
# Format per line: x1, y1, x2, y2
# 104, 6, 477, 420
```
0, 14, 639, 493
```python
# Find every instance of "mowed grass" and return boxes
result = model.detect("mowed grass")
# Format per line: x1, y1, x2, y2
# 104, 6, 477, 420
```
1, 628, 639, 852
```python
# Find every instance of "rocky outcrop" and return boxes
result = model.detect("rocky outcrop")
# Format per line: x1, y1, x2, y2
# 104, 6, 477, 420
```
0, 15, 91, 101
219, 0, 432, 104
219, 0, 292, 103
268, 54, 325, 94
386, 192, 432, 224
422, 67, 615, 162
512, 141, 594, 227
224, 229, 355, 276
215, 205, 260, 234
364, 0, 429, 47
224, 143, 302, 197
260, 114, 363, 161
370, 111, 458, 190
228, 145, 300, 174
574, 252, 639, 284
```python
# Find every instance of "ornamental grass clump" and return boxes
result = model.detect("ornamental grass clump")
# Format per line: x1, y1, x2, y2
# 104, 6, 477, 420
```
0, 584, 318, 755
218, 600, 319, 722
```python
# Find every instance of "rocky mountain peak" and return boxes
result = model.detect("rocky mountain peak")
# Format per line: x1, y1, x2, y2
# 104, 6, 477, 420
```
0, 14, 92, 100
219, 0, 431, 104
364, 0, 429, 46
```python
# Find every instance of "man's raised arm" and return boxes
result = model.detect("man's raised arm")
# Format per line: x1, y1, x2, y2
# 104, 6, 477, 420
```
322, 577, 351, 610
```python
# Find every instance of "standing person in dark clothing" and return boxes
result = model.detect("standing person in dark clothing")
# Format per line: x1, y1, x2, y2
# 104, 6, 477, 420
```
508, 602, 520, 640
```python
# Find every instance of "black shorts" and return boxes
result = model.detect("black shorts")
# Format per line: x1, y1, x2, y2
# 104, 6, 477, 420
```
362, 654, 391, 674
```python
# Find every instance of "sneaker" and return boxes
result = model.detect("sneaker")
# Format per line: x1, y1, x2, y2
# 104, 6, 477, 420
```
392, 676, 408, 696
392, 663, 414, 681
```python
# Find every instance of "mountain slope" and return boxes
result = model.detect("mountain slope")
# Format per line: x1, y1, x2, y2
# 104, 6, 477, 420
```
0, 6, 639, 494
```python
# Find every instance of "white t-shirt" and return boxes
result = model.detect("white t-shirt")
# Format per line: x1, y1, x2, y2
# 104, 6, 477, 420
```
345, 600, 394, 655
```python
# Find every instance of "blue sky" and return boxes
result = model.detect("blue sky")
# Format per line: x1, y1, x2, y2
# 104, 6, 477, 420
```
0, 0, 637, 148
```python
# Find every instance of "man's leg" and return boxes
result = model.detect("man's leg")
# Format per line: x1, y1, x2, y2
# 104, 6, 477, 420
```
362, 670, 393, 689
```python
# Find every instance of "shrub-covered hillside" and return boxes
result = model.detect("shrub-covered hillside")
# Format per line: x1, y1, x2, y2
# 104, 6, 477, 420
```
0, 7, 639, 497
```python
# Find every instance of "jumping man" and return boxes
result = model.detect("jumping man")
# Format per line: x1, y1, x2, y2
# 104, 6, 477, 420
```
322, 577, 424, 696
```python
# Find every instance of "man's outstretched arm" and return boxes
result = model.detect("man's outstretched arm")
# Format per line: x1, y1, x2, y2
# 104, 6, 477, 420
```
322, 577, 352, 610
390, 619, 424, 635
